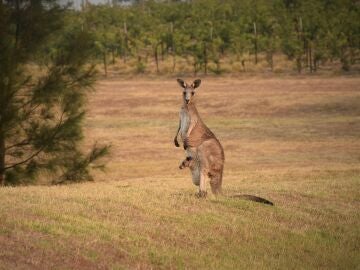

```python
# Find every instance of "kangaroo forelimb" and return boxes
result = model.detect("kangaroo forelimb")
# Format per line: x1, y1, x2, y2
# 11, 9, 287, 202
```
174, 120, 180, 147
174, 137, 180, 147
183, 138, 189, 150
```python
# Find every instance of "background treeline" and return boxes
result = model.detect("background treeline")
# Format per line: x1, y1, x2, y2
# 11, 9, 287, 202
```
68, 0, 360, 75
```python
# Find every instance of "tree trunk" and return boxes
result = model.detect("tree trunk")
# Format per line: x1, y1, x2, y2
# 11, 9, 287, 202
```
154, 44, 159, 73
216, 57, 221, 74
341, 47, 350, 71
203, 42, 207, 75
103, 52, 107, 77
253, 22, 258, 65
241, 59, 246, 72
161, 42, 164, 61
305, 39, 309, 68
111, 48, 115, 64
172, 52, 176, 73
312, 44, 317, 72
254, 38, 258, 64
0, 132, 5, 186
296, 56, 302, 73
309, 43, 313, 73
123, 41, 127, 64
0, 69, 5, 185
123, 21, 128, 64
268, 51, 273, 71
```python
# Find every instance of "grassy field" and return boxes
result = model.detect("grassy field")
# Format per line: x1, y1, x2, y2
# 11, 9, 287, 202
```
0, 76, 359, 269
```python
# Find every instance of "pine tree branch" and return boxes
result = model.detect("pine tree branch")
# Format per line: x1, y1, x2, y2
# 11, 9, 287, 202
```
22, 103, 41, 120
5, 139, 31, 151
4, 111, 65, 171
2, 103, 41, 135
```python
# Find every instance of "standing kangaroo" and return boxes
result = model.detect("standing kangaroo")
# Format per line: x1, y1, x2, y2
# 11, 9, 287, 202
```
174, 79, 274, 205
174, 78, 224, 197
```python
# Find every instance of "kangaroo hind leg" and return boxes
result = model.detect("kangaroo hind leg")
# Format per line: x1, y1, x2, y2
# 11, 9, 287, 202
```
195, 169, 207, 198
209, 170, 223, 195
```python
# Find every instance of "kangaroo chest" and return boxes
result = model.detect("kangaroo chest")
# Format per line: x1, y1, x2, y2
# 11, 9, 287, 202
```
180, 105, 213, 148
179, 107, 191, 140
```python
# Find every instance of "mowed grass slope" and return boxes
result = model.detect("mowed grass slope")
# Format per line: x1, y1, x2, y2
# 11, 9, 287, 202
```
1, 77, 359, 269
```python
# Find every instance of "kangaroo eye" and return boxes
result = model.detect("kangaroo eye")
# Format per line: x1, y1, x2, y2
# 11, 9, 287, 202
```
183, 92, 186, 95
191, 92, 195, 96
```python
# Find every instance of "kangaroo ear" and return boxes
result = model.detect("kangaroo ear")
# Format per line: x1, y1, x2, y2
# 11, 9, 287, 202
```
177, 78, 187, 88
192, 79, 201, 89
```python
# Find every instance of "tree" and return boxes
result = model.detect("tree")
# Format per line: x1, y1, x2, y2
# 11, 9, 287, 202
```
0, 0, 108, 185
70, 0, 359, 75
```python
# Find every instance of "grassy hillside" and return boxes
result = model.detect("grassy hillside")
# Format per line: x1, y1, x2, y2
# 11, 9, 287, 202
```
1, 77, 359, 269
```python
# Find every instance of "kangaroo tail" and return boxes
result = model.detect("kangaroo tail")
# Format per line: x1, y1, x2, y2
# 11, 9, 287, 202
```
230, 194, 274, 206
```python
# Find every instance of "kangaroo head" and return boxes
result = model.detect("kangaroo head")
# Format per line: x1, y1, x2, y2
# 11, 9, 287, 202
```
177, 78, 201, 105
179, 156, 193, 169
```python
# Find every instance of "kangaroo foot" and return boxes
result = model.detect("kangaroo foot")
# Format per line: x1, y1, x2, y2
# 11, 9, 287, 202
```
195, 190, 207, 198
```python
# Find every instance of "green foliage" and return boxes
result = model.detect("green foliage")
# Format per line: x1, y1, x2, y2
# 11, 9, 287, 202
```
0, 0, 108, 185
72, 0, 359, 74
54, 143, 110, 184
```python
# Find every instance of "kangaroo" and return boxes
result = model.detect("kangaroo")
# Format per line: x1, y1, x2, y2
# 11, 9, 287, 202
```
179, 156, 194, 170
174, 78, 224, 197
174, 79, 274, 205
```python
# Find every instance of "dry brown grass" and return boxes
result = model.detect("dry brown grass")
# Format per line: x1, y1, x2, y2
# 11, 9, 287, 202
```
0, 76, 359, 269
86, 76, 360, 180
